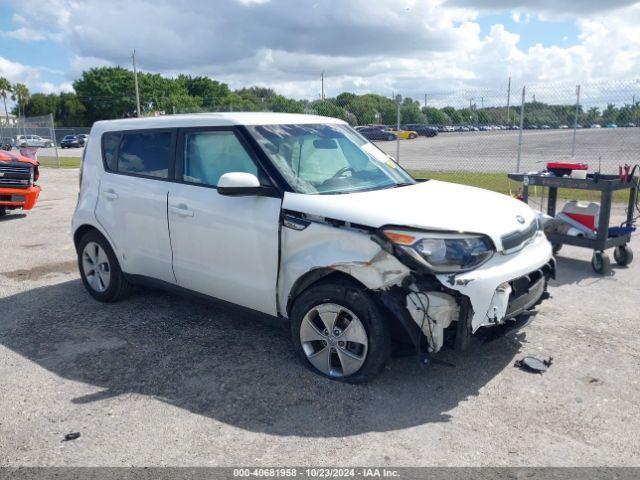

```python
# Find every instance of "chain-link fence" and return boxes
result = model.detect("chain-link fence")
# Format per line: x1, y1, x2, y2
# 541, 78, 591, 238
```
1, 113, 61, 167
6, 80, 637, 204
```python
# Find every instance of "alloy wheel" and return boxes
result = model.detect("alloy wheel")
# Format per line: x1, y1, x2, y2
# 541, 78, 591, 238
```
82, 241, 111, 292
299, 303, 368, 378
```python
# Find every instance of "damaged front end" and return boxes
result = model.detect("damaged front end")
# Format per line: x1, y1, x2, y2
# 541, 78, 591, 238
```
280, 209, 555, 358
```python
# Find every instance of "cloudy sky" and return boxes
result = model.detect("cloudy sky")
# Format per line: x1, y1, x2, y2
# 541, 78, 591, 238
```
1, 0, 639, 104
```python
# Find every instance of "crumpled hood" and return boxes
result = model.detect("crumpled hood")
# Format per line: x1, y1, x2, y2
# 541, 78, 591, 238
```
282, 180, 538, 251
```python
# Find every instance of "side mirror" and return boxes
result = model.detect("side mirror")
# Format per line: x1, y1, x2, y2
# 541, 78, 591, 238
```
217, 172, 266, 196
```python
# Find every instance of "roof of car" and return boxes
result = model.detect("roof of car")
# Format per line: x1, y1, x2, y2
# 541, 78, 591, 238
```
92, 112, 346, 133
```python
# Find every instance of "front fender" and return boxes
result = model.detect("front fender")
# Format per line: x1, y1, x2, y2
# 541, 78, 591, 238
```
278, 220, 410, 317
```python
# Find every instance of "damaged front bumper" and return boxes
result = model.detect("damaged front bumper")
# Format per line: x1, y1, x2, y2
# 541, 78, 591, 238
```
380, 231, 554, 354
435, 231, 554, 332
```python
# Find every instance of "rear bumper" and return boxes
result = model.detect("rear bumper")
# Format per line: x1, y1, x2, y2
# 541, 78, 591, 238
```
0, 185, 41, 210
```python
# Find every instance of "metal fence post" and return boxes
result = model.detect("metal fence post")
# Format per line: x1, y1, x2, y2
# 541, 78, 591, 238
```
571, 85, 581, 158
516, 86, 526, 172
395, 94, 401, 163
49, 113, 60, 168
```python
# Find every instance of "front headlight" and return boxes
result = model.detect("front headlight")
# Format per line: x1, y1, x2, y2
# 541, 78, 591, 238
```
383, 229, 494, 273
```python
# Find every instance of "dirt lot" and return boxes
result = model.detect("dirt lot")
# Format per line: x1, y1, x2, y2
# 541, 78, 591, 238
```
1, 168, 639, 466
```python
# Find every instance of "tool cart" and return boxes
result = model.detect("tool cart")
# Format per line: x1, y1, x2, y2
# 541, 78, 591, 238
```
508, 172, 637, 274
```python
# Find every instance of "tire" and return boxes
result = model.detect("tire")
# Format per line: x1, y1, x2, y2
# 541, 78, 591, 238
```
552, 243, 562, 254
591, 251, 611, 275
0, 207, 7, 217
290, 278, 392, 383
409, 133, 417, 139
613, 245, 633, 266
387, 134, 395, 141
78, 230, 132, 302
45, 142, 53, 148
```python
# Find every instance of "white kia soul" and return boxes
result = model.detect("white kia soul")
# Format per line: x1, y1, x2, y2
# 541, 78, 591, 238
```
72, 112, 554, 382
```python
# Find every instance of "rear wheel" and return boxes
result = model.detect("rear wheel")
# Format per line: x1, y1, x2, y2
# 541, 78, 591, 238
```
290, 279, 391, 383
409, 133, 417, 139
78, 230, 132, 302
0, 207, 7, 217
614, 245, 633, 266
387, 134, 395, 141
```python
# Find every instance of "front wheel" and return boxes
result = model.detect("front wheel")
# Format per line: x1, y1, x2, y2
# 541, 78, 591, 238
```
409, 133, 417, 139
0, 207, 7, 217
78, 230, 132, 302
290, 279, 391, 383
591, 251, 611, 275
387, 134, 395, 141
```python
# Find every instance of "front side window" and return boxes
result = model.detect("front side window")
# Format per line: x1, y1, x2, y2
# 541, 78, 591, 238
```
247, 123, 414, 194
182, 130, 258, 187
117, 131, 172, 178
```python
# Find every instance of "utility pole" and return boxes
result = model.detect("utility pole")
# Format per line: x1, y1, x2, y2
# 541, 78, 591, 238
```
481, 97, 484, 109
506, 76, 511, 124
132, 49, 141, 117
321, 72, 325, 101
516, 86, 526, 172
424, 93, 427, 109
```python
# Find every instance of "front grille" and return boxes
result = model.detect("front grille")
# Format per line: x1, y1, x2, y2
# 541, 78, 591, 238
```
504, 259, 555, 318
0, 163, 31, 189
501, 219, 539, 251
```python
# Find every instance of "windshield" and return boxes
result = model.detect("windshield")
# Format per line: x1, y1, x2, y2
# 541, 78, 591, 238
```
247, 123, 415, 194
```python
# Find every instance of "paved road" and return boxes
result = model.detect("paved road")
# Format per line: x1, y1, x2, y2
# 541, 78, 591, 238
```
374, 128, 640, 172
1, 169, 639, 466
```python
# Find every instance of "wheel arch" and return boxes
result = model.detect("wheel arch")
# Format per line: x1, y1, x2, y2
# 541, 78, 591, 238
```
285, 268, 368, 317
73, 223, 115, 254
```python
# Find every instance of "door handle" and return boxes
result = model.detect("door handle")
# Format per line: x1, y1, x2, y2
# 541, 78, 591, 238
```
169, 204, 194, 217
102, 189, 118, 200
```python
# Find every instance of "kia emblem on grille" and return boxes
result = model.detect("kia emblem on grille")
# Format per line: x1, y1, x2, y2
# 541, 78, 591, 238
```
516, 215, 525, 224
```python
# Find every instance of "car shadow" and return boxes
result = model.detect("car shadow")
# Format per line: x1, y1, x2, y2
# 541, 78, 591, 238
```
0, 213, 27, 222
0, 280, 526, 438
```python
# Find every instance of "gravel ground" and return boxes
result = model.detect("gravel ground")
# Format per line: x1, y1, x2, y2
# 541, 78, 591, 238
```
1, 168, 639, 467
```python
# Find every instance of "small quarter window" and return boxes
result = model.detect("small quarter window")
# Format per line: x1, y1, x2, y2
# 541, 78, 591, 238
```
102, 132, 120, 171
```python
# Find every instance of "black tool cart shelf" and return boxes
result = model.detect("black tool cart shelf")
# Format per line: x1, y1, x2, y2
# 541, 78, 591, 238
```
508, 172, 636, 274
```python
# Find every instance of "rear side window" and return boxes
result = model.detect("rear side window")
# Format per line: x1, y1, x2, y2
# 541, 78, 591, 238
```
118, 131, 172, 178
102, 130, 173, 178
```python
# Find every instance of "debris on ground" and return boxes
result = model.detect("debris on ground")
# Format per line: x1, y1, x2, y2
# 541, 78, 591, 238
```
63, 432, 81, 442
514, 356, 553, 374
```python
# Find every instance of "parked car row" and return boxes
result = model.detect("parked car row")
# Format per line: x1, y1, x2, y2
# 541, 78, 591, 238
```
355, 124, 438, 141
61, 134, 89, 148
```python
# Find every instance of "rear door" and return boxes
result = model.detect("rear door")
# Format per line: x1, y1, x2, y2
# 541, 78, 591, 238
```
94, 129, 176, 283
167, 127, 282, 315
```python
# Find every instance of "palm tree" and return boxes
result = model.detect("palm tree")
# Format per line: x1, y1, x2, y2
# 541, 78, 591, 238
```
0, 77, 11, 125
11, 83, 29, 120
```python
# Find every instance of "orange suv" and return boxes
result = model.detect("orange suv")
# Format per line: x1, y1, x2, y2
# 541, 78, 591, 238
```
0, 150, 41, 217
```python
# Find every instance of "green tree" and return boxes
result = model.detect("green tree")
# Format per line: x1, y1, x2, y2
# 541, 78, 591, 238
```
57, 93, 87, 126
73, 67, 137, 122
0, 77, 11, 124
11, 83, 29, 119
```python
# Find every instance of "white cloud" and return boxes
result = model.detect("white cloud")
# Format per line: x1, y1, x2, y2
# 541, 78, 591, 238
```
1, 0, 639, 102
